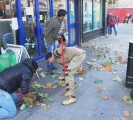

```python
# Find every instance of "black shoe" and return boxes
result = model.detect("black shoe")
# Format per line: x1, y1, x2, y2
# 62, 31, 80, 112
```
51, 66, 57, 70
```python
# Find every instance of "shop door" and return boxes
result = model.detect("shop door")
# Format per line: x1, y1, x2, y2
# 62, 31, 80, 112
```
68, 0, 78, 45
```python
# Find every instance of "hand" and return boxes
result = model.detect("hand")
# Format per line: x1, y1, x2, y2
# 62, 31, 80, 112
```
25, 92, 36, 100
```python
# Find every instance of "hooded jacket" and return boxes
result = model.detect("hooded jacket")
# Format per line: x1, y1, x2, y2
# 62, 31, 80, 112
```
0, 59, 34, 95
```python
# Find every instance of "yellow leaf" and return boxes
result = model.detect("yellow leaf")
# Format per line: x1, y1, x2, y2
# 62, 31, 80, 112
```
44, 82, 52, 89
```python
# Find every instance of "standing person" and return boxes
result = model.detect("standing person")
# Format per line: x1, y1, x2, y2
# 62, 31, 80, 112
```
44, 9, 67, 73
109, 15, 117, 36
107, 14, 111, 34
0, 58, 38, 119
45, 35, 86, 105
116, 16, 119, 25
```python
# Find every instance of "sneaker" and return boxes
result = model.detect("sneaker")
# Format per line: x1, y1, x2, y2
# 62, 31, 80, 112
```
62, 96, 77, 105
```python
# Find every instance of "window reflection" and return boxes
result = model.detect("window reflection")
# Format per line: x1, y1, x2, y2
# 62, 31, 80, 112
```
83, 0, 92, 32
93, 0, 102, 29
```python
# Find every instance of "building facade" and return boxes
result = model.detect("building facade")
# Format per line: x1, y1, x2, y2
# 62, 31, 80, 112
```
0, 0, 106, 61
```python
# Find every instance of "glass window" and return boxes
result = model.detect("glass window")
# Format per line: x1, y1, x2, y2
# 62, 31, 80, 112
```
83, 0, 92, 33
93, 0, 103, 30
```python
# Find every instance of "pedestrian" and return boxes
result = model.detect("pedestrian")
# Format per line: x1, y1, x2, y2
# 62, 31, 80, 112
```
109, 15, 117, 35
45, 35, 86, 105
107, 14, 111, 34
0, 58, 38, 119
116, 16, 119, 25
44, 9, 67, 74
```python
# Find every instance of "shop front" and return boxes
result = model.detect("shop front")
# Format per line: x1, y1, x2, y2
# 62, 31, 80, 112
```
82, 0, 106, 41
0, 0, 106, 61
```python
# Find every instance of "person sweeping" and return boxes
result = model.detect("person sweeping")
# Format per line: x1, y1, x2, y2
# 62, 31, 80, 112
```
45, 35, 86, 105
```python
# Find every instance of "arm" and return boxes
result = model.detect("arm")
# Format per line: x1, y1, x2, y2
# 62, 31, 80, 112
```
20, 71, 32, 95
1, 39, 8, 50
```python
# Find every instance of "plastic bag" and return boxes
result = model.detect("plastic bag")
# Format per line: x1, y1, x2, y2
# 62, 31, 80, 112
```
0, 52, 17, 72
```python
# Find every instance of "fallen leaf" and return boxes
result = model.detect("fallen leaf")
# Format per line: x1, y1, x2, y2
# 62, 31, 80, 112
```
57, 76, 65, 80
113, 76, 123, 82
78, 77, 84, 81
50, 75, 58, 78
93, 80, 103, 84
117, 56, 123, 62
40, 72, 46, 78
98, 87, 103, 92
41, 103, 50, 110
101, 95, 109, 100
47, 97, 54, 103
44, 82, 52, 88
77, 66, 85, 74
106, 65, 112, 72
37, 68, 43, 72
122, 96, 133, 105
122, 111, 130, 117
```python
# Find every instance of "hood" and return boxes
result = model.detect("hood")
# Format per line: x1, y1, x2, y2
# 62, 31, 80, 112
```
22, 58, 34, 72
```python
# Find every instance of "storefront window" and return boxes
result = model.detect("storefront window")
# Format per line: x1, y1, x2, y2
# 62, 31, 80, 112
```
83, 0, 92, 33
93, 0, 102, 30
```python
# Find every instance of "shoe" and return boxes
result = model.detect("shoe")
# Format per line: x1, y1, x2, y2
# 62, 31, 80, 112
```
62, 96, 77, 105
51, 66, 57, 70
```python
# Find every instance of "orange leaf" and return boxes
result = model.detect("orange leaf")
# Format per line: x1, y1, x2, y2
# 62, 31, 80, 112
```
106, 65, 112, 72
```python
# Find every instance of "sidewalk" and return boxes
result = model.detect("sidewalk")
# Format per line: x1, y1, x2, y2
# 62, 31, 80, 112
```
6, 33, 133, 120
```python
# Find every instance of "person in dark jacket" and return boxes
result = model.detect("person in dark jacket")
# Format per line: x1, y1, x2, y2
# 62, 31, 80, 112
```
0, 58, 38, 119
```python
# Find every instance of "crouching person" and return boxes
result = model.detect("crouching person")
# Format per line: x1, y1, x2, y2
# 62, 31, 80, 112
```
45, 36, 86, 105
0, 58, 38, 119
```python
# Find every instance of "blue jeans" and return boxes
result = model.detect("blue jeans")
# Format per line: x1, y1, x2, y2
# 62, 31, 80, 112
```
45, 40, 58, 71
0, 89, 17, 119
110, 25, 117, 35
11, 93, 19, 104
107, 25, 111, 34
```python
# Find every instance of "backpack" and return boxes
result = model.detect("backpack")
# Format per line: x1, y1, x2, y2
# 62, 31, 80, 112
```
111, 16, 116, 22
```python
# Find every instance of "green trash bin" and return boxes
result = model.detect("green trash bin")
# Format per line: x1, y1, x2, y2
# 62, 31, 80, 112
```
0, 52, 17, 72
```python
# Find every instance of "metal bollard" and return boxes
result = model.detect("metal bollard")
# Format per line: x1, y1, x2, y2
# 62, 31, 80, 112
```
125, 40, 133, 88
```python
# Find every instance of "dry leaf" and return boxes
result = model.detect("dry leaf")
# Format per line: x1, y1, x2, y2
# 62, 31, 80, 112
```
101, 95, 109, 100
41, 103, 50, 110
113, 76, 123, 82
98, 87, 103, 92
44, 82, 52, 88
122, 60, 127, 64
77, 66, 85, 74
78, 77, 84, 81
117, 56, 123, 62
104, 48, 109, 53
40, 72, 46, 78
106, 65, 112, 72
37, 68, 43, 72
122, 111, 130, 117
52, 85, 58, 88
122, 96, 131, 102
57, 76, 65, 80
